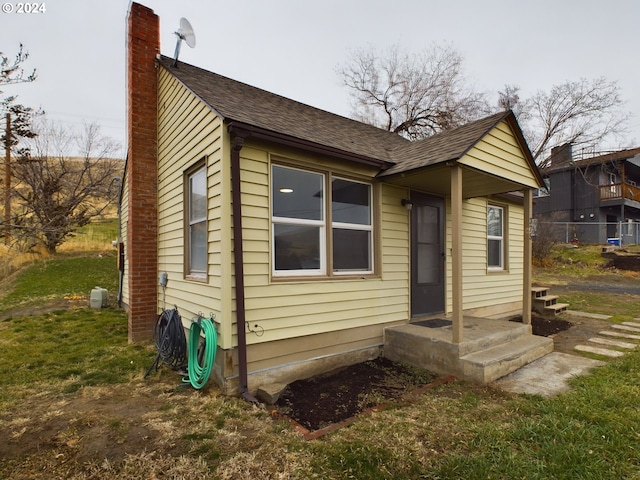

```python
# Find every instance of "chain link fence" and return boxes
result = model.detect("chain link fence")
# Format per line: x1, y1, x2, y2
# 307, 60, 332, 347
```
534, 221, 640, 246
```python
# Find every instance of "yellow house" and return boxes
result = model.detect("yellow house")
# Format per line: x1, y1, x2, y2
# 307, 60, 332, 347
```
123, 3, 552, 397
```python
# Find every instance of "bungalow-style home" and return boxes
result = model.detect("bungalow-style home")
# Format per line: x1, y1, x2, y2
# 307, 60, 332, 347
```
123, 3, 552, 397
534, 143, 640, 245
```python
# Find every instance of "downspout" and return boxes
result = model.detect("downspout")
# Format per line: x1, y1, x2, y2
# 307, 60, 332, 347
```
230, 133, 257, 403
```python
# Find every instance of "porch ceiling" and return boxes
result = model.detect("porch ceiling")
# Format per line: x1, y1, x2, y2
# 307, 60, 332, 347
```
382, 164, 529, 198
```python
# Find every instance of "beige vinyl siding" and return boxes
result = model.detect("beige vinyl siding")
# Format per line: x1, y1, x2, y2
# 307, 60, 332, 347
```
445, 196, 525, 314
459, 121, 539, 189
247, 324, 387, 373
235, 145, 410, 351
157, 67, 232, 347
120, 175, 129, 308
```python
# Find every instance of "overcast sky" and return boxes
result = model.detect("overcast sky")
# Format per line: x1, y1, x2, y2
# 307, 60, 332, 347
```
2, 0, 639, 158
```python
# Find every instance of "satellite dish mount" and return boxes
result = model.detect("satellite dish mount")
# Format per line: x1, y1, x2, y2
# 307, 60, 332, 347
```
172, 17, 196, 67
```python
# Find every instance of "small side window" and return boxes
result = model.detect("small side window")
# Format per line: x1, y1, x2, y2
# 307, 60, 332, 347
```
487, 205, 504, 270
186, 165, 207, 279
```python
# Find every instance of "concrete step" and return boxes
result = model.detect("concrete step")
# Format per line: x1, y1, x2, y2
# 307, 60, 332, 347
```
531, 286, 569, 317
575, 345, 625, 358
622, 321, 640, 328
461, 335, 554, 383
531, 286, 549, 298
588, 337, 638, 349
533, 295, 559, 307
600, 330, 640, 341
540, 303, 569, 316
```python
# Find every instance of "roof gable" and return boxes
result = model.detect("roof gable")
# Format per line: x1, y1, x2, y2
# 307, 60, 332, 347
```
158, 56, 408, 165
381, 111, 542, 186
381, 111, 511, 176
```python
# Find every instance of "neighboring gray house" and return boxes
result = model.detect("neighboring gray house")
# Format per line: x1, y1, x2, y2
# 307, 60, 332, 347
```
534, 144, 640, 245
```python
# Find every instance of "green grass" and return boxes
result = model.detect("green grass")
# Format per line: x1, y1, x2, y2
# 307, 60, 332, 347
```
428, 356, 640, 479
1, 254, 118, 311
533, 244, 640, 321
0, 308, 154, 404
303, 355, 640, 479
557, 291, 638, 321
0, 251, 154, 407
1, 235, 640, 478
59, 218, 119, 252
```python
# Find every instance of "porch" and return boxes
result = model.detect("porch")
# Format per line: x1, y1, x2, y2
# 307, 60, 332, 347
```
384, 316, 553, 383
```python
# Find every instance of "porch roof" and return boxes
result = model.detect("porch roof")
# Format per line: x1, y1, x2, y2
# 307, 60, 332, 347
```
380, 112, 543, 197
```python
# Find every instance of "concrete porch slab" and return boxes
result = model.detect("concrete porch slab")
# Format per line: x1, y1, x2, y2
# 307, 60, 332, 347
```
384, 316, 547, 383
495, 352, 605, 397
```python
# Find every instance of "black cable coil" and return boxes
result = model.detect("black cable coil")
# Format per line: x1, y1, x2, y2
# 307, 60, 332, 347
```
144, 307, 187, 378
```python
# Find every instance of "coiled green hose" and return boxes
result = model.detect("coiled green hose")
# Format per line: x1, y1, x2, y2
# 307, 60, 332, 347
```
187, 317, 217, 390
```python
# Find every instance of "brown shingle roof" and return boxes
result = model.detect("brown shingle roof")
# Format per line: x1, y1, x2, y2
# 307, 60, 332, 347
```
159, 56, 408, 164
159, 56, 538, 181
380, 111, 513, 176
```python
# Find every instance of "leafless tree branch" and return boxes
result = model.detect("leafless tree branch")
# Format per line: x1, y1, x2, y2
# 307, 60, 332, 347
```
338, 44, 490, 140
10, 118, 123, 253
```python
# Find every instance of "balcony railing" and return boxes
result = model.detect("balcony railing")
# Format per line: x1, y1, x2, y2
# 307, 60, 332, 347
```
599, 182, 640, 201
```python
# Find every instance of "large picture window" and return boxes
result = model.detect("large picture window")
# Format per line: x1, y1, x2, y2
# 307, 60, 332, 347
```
272, 164, 373, 277
187, 165, 207, 279
487, 204, 504, 270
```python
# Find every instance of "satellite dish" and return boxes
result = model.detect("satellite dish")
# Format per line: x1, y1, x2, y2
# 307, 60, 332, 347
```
172, 17, 196, 67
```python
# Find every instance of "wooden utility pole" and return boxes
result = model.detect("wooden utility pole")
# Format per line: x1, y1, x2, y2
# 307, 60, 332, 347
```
4, 113, 10, 245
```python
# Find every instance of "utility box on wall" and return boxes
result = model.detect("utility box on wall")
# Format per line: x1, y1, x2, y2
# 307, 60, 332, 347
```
90, 287, 109, 309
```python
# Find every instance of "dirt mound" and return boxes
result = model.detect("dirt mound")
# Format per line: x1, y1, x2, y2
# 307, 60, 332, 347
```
511, 314, 573, 337
602, 250, 640, 271
275, 357, 437, 431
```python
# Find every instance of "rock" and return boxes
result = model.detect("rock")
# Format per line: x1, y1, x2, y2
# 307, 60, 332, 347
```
256, 382, 288, 404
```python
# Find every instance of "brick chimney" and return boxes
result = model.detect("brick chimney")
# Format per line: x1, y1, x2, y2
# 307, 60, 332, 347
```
126, 3, 159, 342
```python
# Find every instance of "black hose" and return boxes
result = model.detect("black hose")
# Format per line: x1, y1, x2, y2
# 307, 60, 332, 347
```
144, 307, 187, 378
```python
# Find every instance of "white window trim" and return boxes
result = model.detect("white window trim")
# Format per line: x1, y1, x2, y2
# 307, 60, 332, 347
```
271, 164, 374, 278
271, 216, 327, 277
187, 165, 207, 280
487, 205, 504, 271
331, 176, 374, 275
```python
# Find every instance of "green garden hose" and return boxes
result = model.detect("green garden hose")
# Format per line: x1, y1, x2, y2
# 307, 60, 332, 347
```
187, 317, 217, 390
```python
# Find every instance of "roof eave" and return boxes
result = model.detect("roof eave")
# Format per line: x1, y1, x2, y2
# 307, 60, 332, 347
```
227, 121, 394, 171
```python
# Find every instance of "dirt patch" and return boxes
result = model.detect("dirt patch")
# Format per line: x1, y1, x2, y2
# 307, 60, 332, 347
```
275, 357, 438, 431
603, 250, 640, 271
547, 314, 615, 355
516, 314, 573, 337
0, 378, 191, 468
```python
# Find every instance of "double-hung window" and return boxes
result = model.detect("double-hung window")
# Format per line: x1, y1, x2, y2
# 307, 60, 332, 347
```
331, 177, 373, 273
271, 164, 373, 277
487, 205, 504, 270
186, 165, 207, 279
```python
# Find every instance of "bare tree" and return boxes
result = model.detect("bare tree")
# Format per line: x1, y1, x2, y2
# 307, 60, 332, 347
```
1, 43, 37, 86
499, 79, 629, 165
338, 44, 489, 140
1, 44, 39, 149
11, 119, 123, 253
339, 43, 630, 162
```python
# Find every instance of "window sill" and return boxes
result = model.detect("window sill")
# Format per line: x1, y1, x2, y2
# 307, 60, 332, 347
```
486, 268, 509, 275
185, 274, 207, 283
271, 273, 380, 283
